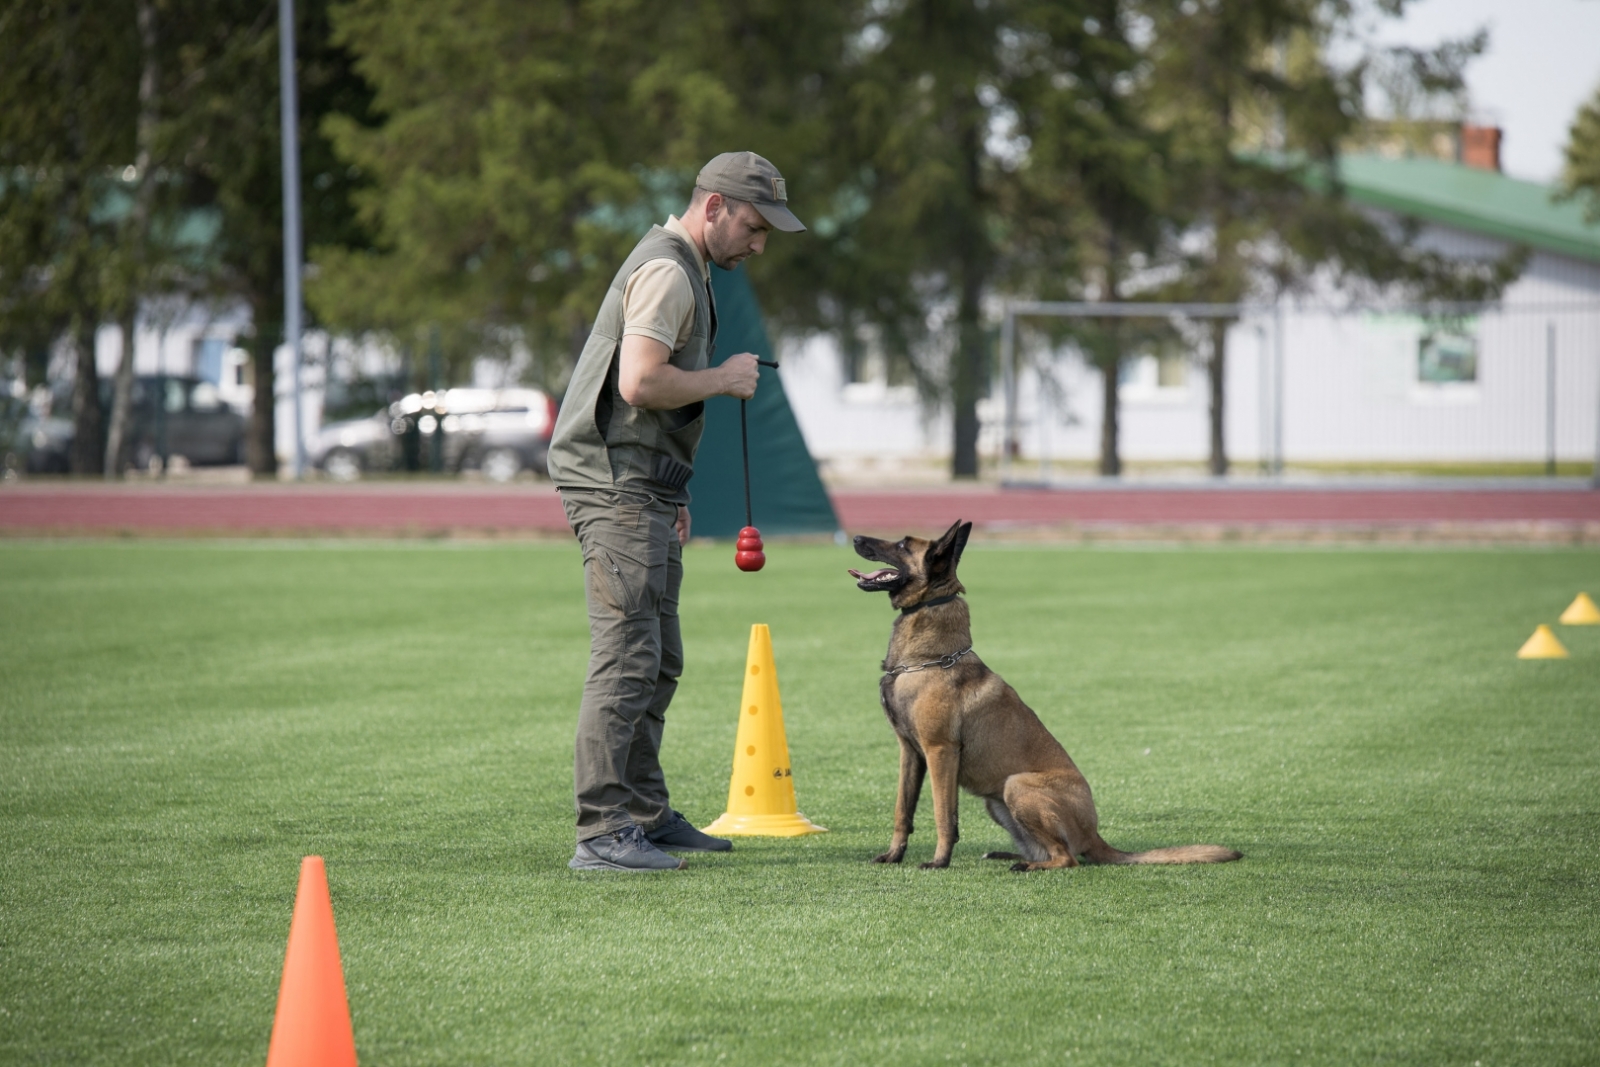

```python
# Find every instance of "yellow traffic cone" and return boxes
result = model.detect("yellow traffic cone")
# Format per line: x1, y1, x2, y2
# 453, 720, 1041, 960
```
1517, 624, 1569, 659
1559, 592, 1600, 625
702, 624, 827, 837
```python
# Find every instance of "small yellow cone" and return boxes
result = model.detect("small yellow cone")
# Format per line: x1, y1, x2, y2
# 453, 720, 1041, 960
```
702, 624, 827, 837
1559, 592, 1600, 625
1517, 624, 1569, 659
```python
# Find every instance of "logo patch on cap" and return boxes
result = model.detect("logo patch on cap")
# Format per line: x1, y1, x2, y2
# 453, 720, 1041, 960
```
771, 177, 787, 203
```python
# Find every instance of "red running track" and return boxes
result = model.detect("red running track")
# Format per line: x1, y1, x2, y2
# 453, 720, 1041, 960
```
2, 482, 1599, 535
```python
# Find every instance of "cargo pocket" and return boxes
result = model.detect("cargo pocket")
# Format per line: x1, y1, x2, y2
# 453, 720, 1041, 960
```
587, 547, 636, 618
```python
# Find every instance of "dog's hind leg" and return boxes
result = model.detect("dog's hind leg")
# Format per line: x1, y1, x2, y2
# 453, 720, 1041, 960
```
982, 798, 1047, 862
1001, 773, 1092, 873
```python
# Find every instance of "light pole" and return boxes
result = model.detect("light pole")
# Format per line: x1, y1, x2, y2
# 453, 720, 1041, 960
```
279, 0, 306, 479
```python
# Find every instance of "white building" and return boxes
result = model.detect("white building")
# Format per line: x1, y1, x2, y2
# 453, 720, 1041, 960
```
776, 153, 1600, 478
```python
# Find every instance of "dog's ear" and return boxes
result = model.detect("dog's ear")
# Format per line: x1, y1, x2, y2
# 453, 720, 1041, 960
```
950, 521, 971, 567
929, 520, 971, 574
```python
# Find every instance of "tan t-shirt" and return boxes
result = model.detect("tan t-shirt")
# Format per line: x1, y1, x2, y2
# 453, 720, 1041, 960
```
620, 215, 710, 352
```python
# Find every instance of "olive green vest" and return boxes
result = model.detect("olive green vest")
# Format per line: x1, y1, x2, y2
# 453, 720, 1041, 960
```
547, 226, 717, 503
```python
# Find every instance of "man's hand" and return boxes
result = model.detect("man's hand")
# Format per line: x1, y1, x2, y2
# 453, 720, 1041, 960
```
676, 506, 691, 545
716, 353, 759, 401
618, 337, 762, 409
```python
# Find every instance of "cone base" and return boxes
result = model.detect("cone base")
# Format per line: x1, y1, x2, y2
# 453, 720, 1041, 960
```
1517, 625, 1569, 659
1559, 593, 1600, 625
702, 811, 828, 837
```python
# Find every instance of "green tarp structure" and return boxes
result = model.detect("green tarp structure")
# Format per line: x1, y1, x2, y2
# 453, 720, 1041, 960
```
689, 266, 839, 539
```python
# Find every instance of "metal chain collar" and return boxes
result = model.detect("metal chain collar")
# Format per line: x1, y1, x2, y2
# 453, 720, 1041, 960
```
883, 646, 974, 677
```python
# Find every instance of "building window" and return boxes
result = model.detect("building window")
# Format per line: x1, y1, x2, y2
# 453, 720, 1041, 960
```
1417, 329, 1477, 384
193, 337, 229, 384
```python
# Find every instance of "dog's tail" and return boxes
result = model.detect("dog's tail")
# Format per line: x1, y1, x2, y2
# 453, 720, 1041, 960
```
1083, 836, 1242, 865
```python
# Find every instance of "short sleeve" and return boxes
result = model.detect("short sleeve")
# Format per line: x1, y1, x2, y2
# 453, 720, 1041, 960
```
622, 259, 697, 352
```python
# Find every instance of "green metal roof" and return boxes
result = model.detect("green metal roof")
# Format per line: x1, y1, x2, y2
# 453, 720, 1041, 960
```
1337, 154, 1600, 264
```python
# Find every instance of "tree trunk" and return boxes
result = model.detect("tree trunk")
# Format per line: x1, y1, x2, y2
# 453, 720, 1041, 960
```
104, 313, 138, 476
1098, 349, 1121, 478
1207, 318, 1229, 476
950, 283, 984, 479
1097, 246, 1123, 477
69, 320, 104, 475
246, 312, 279, 477
949, 98, 987, 481
105, 0, 160, 479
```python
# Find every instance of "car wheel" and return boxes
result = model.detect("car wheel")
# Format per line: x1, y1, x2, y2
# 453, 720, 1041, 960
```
323, 447, 363, 482
480, 446, 522, 483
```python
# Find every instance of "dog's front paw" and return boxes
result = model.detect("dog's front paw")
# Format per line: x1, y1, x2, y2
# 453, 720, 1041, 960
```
919, 857, 951, 869
871, 850, 905, 864
1009, 861, 1034, 873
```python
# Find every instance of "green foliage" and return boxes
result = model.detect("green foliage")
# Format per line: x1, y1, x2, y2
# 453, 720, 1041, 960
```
311, 0, 853, 390
1560, 81, 1600, 224
3, 542, 1600, 1064
0, 0, 142, 411
0, 0, 373, 471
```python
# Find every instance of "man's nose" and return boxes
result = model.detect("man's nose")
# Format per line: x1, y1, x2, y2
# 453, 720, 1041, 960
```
750, 231, 768, 256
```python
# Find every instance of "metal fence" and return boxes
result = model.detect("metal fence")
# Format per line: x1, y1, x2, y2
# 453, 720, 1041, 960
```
996, 300, 1600, 485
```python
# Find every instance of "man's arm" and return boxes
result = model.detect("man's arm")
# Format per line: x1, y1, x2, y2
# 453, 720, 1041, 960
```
618, 335, 759, 409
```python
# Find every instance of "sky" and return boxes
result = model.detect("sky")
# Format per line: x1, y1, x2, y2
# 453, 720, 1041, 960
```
1374, 0, 1600, 183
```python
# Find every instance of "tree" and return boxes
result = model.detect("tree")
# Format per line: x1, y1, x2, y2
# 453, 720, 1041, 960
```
1142, 0, 1517, 477
310, 0, 850, 396
312, 1, 1158, 479
0, 0, 142, 474
103, 0, 159, 477
163, 0, 373, 476
1560, 81, 1600, 223
749, 0, 1154, 478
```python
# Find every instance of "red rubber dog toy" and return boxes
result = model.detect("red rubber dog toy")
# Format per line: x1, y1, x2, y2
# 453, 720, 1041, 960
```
735, 526, 765, 572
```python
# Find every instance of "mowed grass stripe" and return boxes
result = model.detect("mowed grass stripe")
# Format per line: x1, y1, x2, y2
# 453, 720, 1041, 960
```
1, 542, 1597, 1065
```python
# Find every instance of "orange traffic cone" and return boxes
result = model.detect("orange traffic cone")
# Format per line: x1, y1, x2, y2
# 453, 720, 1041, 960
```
265, 857, 358, 1067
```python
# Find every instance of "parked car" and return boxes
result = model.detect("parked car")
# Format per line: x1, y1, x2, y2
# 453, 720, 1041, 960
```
310, 386, 558, 482
19, 376, 246, 473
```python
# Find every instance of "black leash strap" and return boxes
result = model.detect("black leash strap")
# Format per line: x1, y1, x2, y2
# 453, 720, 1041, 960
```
740, 398, 752, 528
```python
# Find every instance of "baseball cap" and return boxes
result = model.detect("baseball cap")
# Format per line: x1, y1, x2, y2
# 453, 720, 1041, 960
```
696, 151, 806, 232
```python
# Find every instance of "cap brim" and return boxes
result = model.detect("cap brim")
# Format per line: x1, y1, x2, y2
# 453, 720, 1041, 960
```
752, 201, 806, 233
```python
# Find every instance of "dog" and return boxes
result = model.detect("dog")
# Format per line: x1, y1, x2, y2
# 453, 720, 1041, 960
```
849, 520, 1242, 872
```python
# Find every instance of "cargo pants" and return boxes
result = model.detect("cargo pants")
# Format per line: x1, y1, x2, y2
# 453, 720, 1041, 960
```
560, 487, 683, 842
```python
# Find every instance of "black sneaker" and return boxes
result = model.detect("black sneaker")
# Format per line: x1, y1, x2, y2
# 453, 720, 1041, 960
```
569, 825, 686, 872
645, 811, 733, 853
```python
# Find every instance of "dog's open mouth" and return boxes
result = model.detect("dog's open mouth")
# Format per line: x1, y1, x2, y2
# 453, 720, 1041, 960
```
848, 566, 901, 591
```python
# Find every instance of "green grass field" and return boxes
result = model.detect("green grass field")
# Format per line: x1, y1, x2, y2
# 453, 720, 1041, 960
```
2, 540, 1598, 1065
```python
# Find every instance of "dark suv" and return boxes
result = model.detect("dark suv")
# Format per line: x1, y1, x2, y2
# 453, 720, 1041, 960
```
22, 376, 247, 473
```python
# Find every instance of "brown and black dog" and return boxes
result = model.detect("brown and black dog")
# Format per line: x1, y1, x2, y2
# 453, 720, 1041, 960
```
849, 520, 1242, 872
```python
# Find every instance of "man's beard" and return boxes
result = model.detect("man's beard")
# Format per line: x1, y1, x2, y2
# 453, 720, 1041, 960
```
704, 213, 749, 269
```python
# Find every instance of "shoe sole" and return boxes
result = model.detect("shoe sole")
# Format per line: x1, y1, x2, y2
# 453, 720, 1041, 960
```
568, 854, 685, 872
648, 841, 733, 853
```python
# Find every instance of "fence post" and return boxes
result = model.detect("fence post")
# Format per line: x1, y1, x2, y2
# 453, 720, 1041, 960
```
1273, 302, 1285, 476
1546, 322, 1557, 477
1000, 308, 1016, 484
1592, 311, 1600, 489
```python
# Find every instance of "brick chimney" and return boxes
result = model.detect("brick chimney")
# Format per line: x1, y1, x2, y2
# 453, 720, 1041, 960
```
1460, 124, 1503, 172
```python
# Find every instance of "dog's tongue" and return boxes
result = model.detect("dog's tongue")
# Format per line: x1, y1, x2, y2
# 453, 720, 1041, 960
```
849, 568, 898, 582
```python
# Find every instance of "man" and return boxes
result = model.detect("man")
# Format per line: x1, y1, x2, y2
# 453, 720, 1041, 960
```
547, 152, 805, 872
